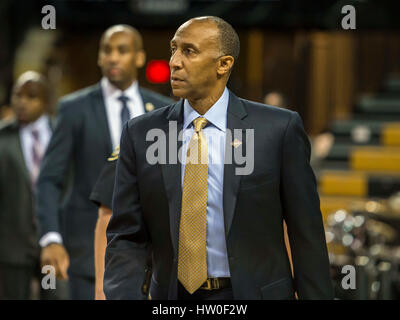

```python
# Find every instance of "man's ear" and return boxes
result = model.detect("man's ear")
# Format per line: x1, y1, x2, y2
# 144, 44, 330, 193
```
135, 50, 146, 69
217, 55, 234, 76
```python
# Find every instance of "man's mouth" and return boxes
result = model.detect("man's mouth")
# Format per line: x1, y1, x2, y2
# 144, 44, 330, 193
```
171, 75, 184, 82
108, 68, 122, 76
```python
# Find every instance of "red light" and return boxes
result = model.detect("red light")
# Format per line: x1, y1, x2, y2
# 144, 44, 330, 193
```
146, 60, 170, 84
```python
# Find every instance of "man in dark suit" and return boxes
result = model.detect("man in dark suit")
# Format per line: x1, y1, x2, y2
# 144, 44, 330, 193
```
35, 25, 172, 300
90, 148, 153, 300
0, 71, 67, 299
104, 17, 333, 300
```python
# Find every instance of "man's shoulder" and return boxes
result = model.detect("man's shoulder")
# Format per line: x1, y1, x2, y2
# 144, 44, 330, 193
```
127, 102, 179, 131
238, 97, 296, 125
240, 97, 294, 116
57, 83, 100, 112
0, 119, 18, 149
139, 87, 175, 108
0, 118, 17, 135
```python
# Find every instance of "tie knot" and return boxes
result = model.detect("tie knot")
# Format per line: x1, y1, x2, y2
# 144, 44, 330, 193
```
193, 117, 208, 133
118, 95, 129, 103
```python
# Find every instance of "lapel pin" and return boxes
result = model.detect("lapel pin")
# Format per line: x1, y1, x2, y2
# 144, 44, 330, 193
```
107, 145, 120, 162
145, 102, 155, 112
232, 139, 242, 148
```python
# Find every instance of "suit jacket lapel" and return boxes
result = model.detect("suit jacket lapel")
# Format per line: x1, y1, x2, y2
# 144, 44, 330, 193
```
223, 92, 250, 237
160, 100, 184, 256
139, 87, 158, 114
90, 84, 112, 153
9, 122, 31, 188
48, 115, 56, 132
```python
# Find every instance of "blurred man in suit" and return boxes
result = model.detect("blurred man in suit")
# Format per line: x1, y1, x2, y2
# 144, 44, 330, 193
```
0, 71, 67, 299
35, 25, 172, 300
104, 17, 333, 300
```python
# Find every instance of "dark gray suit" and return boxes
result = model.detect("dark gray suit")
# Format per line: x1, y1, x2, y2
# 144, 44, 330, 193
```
0, 118, 68, 300
0, 119, 39, 269
104, 91, 334, 300
35, 83, 173, 299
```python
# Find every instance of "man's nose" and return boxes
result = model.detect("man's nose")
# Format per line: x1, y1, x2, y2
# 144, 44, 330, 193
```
18, 96, 29, 107
108, 50, 120, 64
169, 51, 182, 70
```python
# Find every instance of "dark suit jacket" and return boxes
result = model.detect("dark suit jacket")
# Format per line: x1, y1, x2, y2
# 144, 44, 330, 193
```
89, 156, 117, 210
0, 118, 53, 267
36, 83, 173, 278
104, 91, 334, 300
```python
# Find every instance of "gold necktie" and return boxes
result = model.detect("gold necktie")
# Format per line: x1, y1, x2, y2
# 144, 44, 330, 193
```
178, 117, 209, 294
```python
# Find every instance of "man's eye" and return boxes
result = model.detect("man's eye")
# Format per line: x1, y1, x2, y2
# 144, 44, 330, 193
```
170, 47, 176, 54
102, 47, 111, 54
184, 48, 194, 54
119, 47, 129, 54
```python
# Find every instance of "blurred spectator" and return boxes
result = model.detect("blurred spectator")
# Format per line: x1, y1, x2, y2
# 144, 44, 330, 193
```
263, 91, 289, 109
310, 129, 335, 169
0, 71, 67, 299
263, 91, 334, 168
35, 25, 172, 300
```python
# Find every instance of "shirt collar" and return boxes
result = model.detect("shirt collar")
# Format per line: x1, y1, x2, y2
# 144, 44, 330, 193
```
183, 87, 229, 132
21, 114, 49, 133
101, 76, 140, 101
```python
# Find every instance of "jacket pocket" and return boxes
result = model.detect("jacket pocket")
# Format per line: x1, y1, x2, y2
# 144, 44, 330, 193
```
260, 277, 295, 300
240, 174, 278, 191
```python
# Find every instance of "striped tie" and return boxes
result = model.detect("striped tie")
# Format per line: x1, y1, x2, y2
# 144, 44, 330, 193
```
178, 117, 209, 294
118, 95, 131, 127
31, 129, 42, 186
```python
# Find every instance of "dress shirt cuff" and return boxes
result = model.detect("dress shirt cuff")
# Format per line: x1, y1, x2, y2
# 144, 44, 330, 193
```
39, 232, 63, 247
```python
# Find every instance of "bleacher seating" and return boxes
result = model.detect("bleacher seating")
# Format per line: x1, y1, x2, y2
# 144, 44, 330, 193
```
316, 73, 400, 219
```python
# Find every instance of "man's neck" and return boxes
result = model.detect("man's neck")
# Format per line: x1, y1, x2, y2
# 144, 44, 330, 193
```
19, 113, 47, 129
110, 78, 137, 91
187, 86, 226, 115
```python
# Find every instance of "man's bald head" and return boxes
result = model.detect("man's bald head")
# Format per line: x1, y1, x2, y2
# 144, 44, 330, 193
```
183, 16, 240, 62
98, 24, 146, 90
13, 71, 50, 103
12, 71, 50, 124
169, 16, 238, 105
100, 24, 143, 52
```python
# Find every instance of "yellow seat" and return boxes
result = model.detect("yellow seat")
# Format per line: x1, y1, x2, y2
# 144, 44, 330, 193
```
351, 146, 400, 171
381, 123, 400, 146
319, 195, 368, 222
320, 171, 367, 197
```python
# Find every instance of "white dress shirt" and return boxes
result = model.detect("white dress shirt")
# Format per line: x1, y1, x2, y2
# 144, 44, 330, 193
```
20, 114, 51, 181
101, 77, 145, 149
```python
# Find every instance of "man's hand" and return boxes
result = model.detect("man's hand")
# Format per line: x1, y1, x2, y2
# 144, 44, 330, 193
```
41, 243, 70, 280
95, 288, 106, 300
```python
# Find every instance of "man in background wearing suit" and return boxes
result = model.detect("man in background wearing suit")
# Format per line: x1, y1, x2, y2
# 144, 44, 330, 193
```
35, 25, 172, 300
104, 16, 333, 300
0, 71, 67, 299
